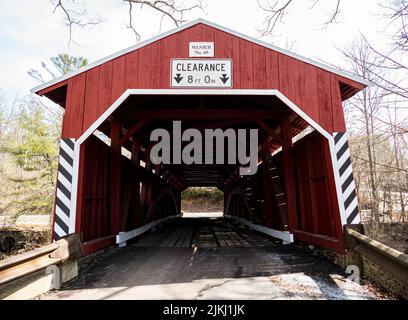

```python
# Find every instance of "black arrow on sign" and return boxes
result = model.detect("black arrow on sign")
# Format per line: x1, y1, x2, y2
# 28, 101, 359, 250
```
220, 74, 229, 84
174, 74, 183, 84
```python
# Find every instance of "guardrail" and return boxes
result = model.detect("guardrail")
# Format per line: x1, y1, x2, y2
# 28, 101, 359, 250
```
345, 227, 408, 289
225, 215, 294, 244
116, 214, 180, 246
0, 234, 82, 299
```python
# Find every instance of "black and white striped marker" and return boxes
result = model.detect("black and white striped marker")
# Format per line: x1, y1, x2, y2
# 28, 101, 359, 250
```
54, 138, 75, 240
334, 132, 360, 224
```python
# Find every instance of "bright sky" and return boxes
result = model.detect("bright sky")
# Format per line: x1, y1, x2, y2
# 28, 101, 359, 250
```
0, 0, 389, 99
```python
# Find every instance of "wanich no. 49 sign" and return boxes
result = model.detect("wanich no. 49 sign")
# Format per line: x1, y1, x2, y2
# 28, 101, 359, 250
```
171, 59, 232, 88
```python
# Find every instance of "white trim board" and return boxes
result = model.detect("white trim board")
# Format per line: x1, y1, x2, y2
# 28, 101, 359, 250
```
116, 215, 180, 245
69, 89, 348, 234
225, 215, 294, 244
31, 19, 370, 94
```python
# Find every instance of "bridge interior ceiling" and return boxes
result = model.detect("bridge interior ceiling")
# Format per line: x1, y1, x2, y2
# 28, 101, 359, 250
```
95, 94, 309, 191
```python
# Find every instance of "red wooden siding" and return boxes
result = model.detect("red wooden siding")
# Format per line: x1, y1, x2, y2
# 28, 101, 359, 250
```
292, 131, 344, 251
80, 136, 180, 243
112, 56, 126, 102
81, 136, 111, 242
59, 22, 349, 139
224, 130, 344, 251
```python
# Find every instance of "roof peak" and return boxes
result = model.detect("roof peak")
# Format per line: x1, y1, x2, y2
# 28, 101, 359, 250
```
32, 18, 370, 94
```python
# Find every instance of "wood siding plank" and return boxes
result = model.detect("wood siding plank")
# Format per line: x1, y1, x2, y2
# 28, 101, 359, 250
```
138, 46, 151, 88
125, 50, 139, 89
97, 62, 113, 119
112, 56, 126, 102
162, 34, 178, 89
83, 67, 100, 131
316, 69, 334, 133
253, 44, 266, 89
61, 80, 73, 138
176, 26, 190, 58
189, 24, 202, 42
240, 40, 253, 88
227, 35, 241, 89
304, 64, 319, 123
292, 59, 305, 108
150, 41, 163, 89
266, 50, 279, 90
69, 74, 86, 138
331, 75, 346, 132
201, 24, 215, 42
215, 29, 228, 57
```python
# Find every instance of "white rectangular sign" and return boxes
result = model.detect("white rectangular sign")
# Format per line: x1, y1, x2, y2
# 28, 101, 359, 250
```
189, 42, 214, 57
171, 59, 232, 88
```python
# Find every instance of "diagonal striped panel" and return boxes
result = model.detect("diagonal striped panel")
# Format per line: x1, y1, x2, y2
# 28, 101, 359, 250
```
53, 138, 75, 241
333, 132, 360, 224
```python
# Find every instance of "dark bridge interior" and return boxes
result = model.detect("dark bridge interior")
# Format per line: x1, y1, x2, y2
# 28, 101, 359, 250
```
96, 94, 308, 190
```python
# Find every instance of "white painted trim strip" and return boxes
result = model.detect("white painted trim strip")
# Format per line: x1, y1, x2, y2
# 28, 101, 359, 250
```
116, 215, 180, 244
224, 215, 294, 243
69, 142, 80, 234
338, 150, 351, 171
60, 140, 74, 158
340, 166, 353, 185
328, 136, 347, 226
56, 189, 71, 209
54, 223, 65, 238
349, 213, 360, 225
343, 180, 356, 200
55, 206, 70, 227
31, 19, 370, 94
58, 173, 72, 191
59, 155, 73, 174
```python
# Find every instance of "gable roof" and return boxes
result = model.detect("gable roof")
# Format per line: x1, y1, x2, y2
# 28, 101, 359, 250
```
31, 18, 370, 94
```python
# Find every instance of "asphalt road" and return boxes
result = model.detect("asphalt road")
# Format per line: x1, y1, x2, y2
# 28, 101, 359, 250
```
39, 218, 383, 300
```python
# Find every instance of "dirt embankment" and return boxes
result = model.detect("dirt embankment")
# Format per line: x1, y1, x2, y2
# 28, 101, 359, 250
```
181, 187, 223, 213
0, 215, 52, 260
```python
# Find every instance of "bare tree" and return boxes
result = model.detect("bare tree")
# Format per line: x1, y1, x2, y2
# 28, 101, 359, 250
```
51, 0, 204, 43
51, 0, 103, 45
387, 101, 407, 222
125, 0, 204, 41
345, 1, 408, 100
257, 0, 342, 36
341, 38, 388, 223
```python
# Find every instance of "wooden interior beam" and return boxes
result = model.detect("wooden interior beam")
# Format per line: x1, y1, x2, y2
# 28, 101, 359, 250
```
122, 109, 279, 120
256, 119, 283, 145
120, 119, 147, 145
110, 121, 122, 235
281, 120, 299, 230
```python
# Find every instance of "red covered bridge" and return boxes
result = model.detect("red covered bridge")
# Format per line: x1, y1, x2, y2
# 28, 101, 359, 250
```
33, 19, 368, 256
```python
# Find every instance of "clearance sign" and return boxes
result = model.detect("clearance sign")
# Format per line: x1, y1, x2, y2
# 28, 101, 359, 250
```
171, 59, 232, 88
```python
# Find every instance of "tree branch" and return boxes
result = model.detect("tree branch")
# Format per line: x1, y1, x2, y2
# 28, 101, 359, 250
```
51, 0, 102, 45
124, 0, 204, 41
258, 0, 342, 36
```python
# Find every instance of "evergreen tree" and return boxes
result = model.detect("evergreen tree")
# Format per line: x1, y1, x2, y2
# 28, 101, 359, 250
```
1, 54, 87, 220
28, 53, 88, 83
3, 101, 59, 216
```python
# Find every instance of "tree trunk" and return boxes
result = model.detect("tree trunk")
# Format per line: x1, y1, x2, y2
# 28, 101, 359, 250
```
362, 91, 380, 223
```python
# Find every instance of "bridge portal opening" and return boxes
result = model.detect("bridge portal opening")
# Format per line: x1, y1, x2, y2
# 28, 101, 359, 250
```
181, 187, 224, 218
63, 92, 348, 255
